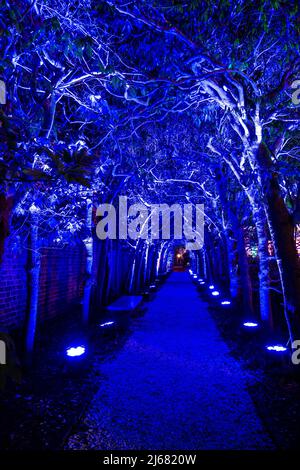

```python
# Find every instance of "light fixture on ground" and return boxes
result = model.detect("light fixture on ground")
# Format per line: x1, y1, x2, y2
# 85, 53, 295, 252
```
243, 322, 258, 328
66, 346, 86, 357
199, 281, 205, 285
211, 290, 220, 296
221, 300, 231, 306
100, 321, 115, 327
209, 285, 214, 290
266, 344, 287, 352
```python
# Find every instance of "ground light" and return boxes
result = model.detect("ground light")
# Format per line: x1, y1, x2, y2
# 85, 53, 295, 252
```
266, 345, 287, 352
221, 300, 231, 306
199, 281, 206, 285
198, 278, 203, 282
243, 322, 258, 328
100, 321, 115, 327
193, 274, 198, 279
212, 290, 220, 296
66, 346, 86, 357
209, 285, 214, 290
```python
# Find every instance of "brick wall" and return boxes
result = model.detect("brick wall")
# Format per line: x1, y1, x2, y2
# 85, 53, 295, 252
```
38, 245, 86, 323
0, 237, 28, 329
0, 237, 86, 331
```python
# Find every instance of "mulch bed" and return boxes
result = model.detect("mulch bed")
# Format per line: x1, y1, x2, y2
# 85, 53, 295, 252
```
0, 304, 144, 450
207, 296, 300, 450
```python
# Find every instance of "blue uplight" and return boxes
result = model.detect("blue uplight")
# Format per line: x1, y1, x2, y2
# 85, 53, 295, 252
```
100, 321, 115, 327
243, 322, 258, 328
212, 290, 220, 296
66, 346, 86, 357
221, 300, 231, 306
209, 285, 214, 290
266, 344, 287, 352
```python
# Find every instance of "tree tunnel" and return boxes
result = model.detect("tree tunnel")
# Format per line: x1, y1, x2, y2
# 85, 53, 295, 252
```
0, 0, 300, 454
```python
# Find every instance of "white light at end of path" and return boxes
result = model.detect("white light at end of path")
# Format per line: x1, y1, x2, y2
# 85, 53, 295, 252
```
209, 285, 214, 290
221, 301, 231, 305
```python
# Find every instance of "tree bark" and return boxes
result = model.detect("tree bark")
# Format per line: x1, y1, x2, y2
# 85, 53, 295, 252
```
82, 198, 94, 324
235, 220, 254, 317
215, 167, 254, 312
257, 143, 300, 339
0, 192, 13, 264
252, 204, 272, 323
25, 214, 41, 355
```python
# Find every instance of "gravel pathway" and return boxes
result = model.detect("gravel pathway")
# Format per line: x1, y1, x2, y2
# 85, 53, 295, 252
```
66, 272, 274, 450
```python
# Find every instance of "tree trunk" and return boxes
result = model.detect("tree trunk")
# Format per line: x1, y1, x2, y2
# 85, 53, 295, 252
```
143, 242, 150, 286
0, 192, 13, 263
156, 244, 163, 277
25, 215, 41, 355
93, 238, 109, 308
236, 221, 254, 317
252, 204, 272, 323
227, 211, 254, 315
161, 243, 170, 274
82, 236, 93, 324
129, 253, 137, 293
202, 248, 207, 279
223, 222, 239, 299
257, 143, 300, 340
136, 242, 147, 292
215, 167, 253, 311
82, 199, 94, 324
103, 239, 113, 305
